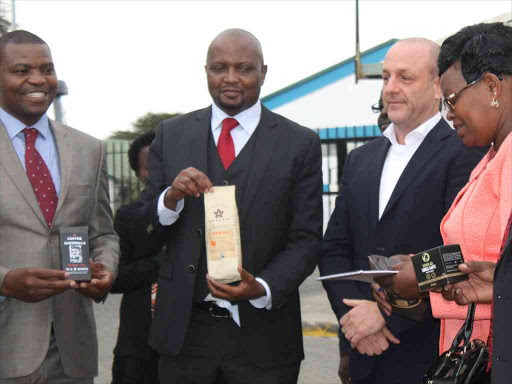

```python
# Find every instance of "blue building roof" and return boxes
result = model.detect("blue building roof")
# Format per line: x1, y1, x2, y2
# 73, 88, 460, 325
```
262, 39, 398, 111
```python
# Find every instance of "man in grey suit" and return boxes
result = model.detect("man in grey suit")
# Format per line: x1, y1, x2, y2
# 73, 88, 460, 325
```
0, 30, 119, 383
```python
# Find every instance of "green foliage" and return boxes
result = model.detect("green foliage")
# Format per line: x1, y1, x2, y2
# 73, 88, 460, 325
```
0, 1, 12, 36
109, 112, 180, 140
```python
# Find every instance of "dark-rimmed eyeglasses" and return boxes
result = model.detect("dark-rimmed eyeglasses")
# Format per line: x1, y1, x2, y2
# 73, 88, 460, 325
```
443, 77, 482, 111
371, 102, 383, 114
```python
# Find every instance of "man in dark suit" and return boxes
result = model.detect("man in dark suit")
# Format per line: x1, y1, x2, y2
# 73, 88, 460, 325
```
133, 29, 322, 383
318, 38, 484, 384
111, 131, 163, 384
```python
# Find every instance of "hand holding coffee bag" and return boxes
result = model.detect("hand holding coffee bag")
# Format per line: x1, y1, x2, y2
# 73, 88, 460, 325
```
204, 186, 242, 284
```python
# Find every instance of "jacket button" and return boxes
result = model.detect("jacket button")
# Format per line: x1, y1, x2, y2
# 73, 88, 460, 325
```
197, 229, 203, 238
222, 180, 229, 186
189, 265, 196, 273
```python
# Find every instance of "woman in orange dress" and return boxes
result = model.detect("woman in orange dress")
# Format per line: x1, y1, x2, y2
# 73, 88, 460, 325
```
430, 21, 512, 354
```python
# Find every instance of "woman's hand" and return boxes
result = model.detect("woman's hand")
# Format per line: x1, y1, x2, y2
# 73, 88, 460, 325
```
440, 261, 496, 305
372, 283, 392, 316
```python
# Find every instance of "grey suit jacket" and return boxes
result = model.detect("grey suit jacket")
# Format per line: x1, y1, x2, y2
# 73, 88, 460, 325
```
0, 120, 119, 379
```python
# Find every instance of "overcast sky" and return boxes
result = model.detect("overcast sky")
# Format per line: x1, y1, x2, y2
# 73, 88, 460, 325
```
14, 0, 511, 139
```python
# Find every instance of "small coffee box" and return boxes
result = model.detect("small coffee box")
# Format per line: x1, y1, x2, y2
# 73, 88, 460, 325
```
412, 244, 468, 292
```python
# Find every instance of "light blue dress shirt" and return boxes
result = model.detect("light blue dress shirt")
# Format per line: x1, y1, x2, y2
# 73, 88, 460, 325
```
0, 109, 61, 302
0, 108, 61, 195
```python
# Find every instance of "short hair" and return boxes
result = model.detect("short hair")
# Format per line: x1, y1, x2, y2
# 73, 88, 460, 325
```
128, 131, 155, 173
438, 22, 512, 83
0, 30, 48, 60
207, 28, 264, 66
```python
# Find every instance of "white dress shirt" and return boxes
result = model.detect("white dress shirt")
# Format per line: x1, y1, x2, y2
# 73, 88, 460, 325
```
379, 113, 442, 219
156, 101, 271, 325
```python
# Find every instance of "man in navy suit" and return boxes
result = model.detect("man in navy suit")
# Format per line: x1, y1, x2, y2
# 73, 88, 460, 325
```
133, 29, 322, 384
318, 38, 485, 384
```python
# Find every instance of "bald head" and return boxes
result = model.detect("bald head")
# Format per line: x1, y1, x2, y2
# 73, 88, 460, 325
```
391, 38, 440, 78
207, 29, 264, 66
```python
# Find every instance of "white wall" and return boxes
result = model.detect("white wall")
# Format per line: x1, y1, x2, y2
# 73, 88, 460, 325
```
272, 75, 384, 129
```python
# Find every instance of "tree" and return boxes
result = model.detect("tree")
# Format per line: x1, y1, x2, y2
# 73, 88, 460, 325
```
0, 1, 11, 36
109, 112, 180, 140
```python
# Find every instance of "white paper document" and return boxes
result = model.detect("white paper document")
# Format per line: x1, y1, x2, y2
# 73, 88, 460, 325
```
316, 270, 398, 284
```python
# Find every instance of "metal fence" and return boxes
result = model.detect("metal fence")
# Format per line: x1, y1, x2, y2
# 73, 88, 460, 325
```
105, 140, 142, 213
105, 125, 381, 219
316, 125, 380, 227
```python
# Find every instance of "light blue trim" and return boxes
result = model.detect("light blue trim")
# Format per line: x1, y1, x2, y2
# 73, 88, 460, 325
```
262, 41, 395, 110
315, 125, 382, 140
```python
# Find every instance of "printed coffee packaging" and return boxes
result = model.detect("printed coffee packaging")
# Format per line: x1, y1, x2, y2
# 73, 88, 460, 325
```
412, 244, 468, 292
204, 186, 242, 284
59, 226, 91, 281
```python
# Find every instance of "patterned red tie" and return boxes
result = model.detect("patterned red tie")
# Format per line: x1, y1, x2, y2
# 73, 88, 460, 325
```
23, 128, 58, 227
217, 118, 238, 170
487, 211, 512, 371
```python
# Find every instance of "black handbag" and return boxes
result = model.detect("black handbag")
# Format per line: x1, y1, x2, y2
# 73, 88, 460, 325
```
422, 303, 491, 384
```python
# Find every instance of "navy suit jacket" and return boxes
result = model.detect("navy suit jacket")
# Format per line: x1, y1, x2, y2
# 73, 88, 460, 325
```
111, 201, 164, 359
318, 118, 485, 382
132, 105, 323, 368
491, 218, 512, 383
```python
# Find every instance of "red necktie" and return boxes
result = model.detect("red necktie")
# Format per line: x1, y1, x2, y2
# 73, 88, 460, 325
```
487, 211, 512, 371
217, 118, 238, 170
23, 128, 58, 227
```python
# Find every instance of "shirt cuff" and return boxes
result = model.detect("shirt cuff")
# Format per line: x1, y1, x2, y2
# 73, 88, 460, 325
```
157, 187, 184, 225
250, 277, 272, 310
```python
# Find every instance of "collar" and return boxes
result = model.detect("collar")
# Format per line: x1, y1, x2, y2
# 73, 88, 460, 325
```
211, 100, 262, 135
383, 113, 441, 147
0, 108, 51, 140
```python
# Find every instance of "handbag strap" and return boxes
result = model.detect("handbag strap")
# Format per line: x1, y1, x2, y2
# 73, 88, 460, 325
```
450, 302, 476, 350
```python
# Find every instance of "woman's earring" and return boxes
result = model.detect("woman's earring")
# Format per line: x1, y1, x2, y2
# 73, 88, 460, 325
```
491, 93, 500, 108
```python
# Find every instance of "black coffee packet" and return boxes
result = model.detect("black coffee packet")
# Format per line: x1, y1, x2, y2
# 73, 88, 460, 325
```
412, 244, 468, 292
59, 227, 91, 281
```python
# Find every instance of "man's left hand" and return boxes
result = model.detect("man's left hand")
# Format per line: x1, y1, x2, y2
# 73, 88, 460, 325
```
207, 266, 266, 301
352, 327, 400, 356
77, 260, 114, 300
340, 299, 385, 345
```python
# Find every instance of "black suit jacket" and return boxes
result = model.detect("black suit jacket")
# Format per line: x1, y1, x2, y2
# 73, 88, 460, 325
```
111, 202, 165, 359
491, 219, 512, 384
318, 118, 485, 382
134, 105, 323, 368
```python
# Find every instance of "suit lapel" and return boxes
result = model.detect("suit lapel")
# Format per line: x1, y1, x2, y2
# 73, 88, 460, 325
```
381, 119, 450, 218
240, 107, 281, 226
368, 139, 391, 231
0, 122, 48, 227
52, 121, 72, 221
188, 107, 210, 176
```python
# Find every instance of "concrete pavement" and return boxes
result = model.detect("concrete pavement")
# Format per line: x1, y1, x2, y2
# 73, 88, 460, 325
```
93, 268, 341, 384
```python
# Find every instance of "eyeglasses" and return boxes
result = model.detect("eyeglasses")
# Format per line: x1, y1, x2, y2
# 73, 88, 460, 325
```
443, 77, 482, 111
371, 102, 383, 114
